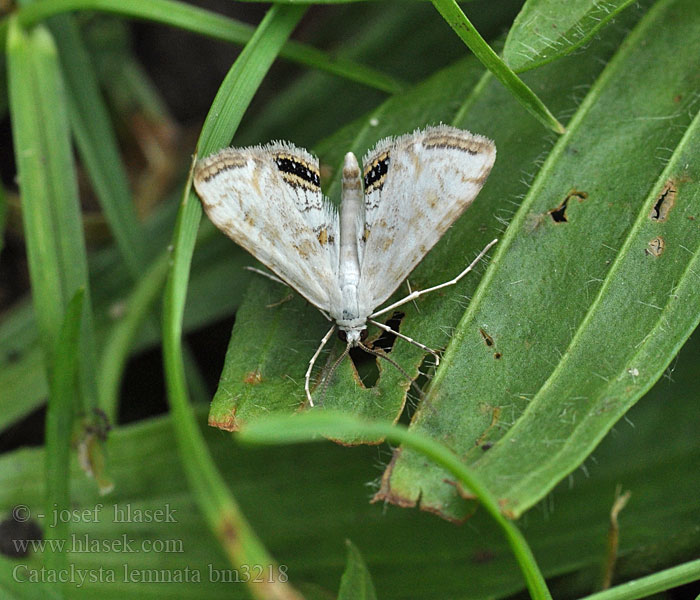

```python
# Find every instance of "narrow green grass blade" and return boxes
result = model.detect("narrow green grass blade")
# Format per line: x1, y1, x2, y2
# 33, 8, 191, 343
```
0, 0, 403, 93
504, 0, 638, 72
240, 411, 551, 600
430, 0, 565, 133
338, 540, 378, 600
162, 5, 307, 598
7, 18, 99, 414
383, 0, 700, 520
98, 253, 169, 413
7, 19, 66, 354
580, 559, 700, 600
44, 288, 84, 580
48, 14, 146, 274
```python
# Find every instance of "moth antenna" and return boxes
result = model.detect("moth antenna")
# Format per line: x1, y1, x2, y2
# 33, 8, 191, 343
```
319, 343, 352, 404
358, 343, 424, 400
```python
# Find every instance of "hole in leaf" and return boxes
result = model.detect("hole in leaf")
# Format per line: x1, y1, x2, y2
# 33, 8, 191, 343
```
348, 312, 405, 388
494, 352, 502, 360
548, 189, 588, 223
372, 311, 405, 353
479, 328, 494, 347
650, 180, 676, 222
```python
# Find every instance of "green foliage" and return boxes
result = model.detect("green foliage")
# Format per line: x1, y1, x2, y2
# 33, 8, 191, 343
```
337, 540, 377, 600
1, 0, 698, 598
504, 0, 638, 72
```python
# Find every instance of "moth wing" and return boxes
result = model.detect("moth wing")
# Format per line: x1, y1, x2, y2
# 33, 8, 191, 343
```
194, 142, 340, 312
357, 125, 496, 313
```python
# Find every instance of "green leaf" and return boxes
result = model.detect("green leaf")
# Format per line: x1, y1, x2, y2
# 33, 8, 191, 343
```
6, 18, 99, 416
504, 0, 638, 72
48, 14, 146, 274
44, 288, 84, 579
338, 540, 378, 600
162, 5, 308, 597
240, 410, 551, 600
0, 328, 697, 598
430, 0, 564, 133
382, 0, 700, 520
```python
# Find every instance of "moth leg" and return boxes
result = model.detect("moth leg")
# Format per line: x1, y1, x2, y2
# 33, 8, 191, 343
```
244, 266, 333, 320
305, 325, 336, 407
245, 266, 295, 311
244, 266, 287, 286
370, 238, 498, 319
368, 319, 440, 366
265, 293, 294, 309
405, 280, 421, 313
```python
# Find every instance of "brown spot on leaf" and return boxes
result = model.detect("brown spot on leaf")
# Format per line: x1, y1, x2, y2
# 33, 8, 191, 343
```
650, 180, 676, 222
208, 409, 239, 432
494, 352, 502, 359
472, 549, 495, 564
218, 518, 239, 546
244, 370, 262, 385
646, 236, 665, 257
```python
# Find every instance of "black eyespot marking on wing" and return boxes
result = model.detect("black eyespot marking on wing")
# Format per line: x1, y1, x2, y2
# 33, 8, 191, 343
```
363, 152, 390, 193
274, 154, 320, 191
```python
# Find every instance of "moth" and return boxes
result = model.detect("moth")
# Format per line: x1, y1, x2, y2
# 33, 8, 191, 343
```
193, 125, 497, 405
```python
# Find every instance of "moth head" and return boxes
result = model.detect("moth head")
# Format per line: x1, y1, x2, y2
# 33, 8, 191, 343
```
337, 328, 368, 347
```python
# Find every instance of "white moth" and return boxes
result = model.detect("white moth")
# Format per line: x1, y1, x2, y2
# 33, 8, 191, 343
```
194, 125, 497, 406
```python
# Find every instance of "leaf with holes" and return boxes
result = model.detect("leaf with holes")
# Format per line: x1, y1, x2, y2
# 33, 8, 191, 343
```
380, 0, 700, 520
207, 1, 652, 445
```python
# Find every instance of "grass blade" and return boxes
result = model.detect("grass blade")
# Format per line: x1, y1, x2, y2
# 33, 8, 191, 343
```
430, 0, 565, 133
49, 14, 146, 274
338, 540, 378, 600
240, 411, 552, 600
7, 17, 98, 417
162, 5, 308, 599
0, 0, 403, 93
44, 288, 84, 582
579, 559, 700, 600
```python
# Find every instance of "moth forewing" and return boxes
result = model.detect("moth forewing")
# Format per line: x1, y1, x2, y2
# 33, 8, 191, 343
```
193, 142, 340, 314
